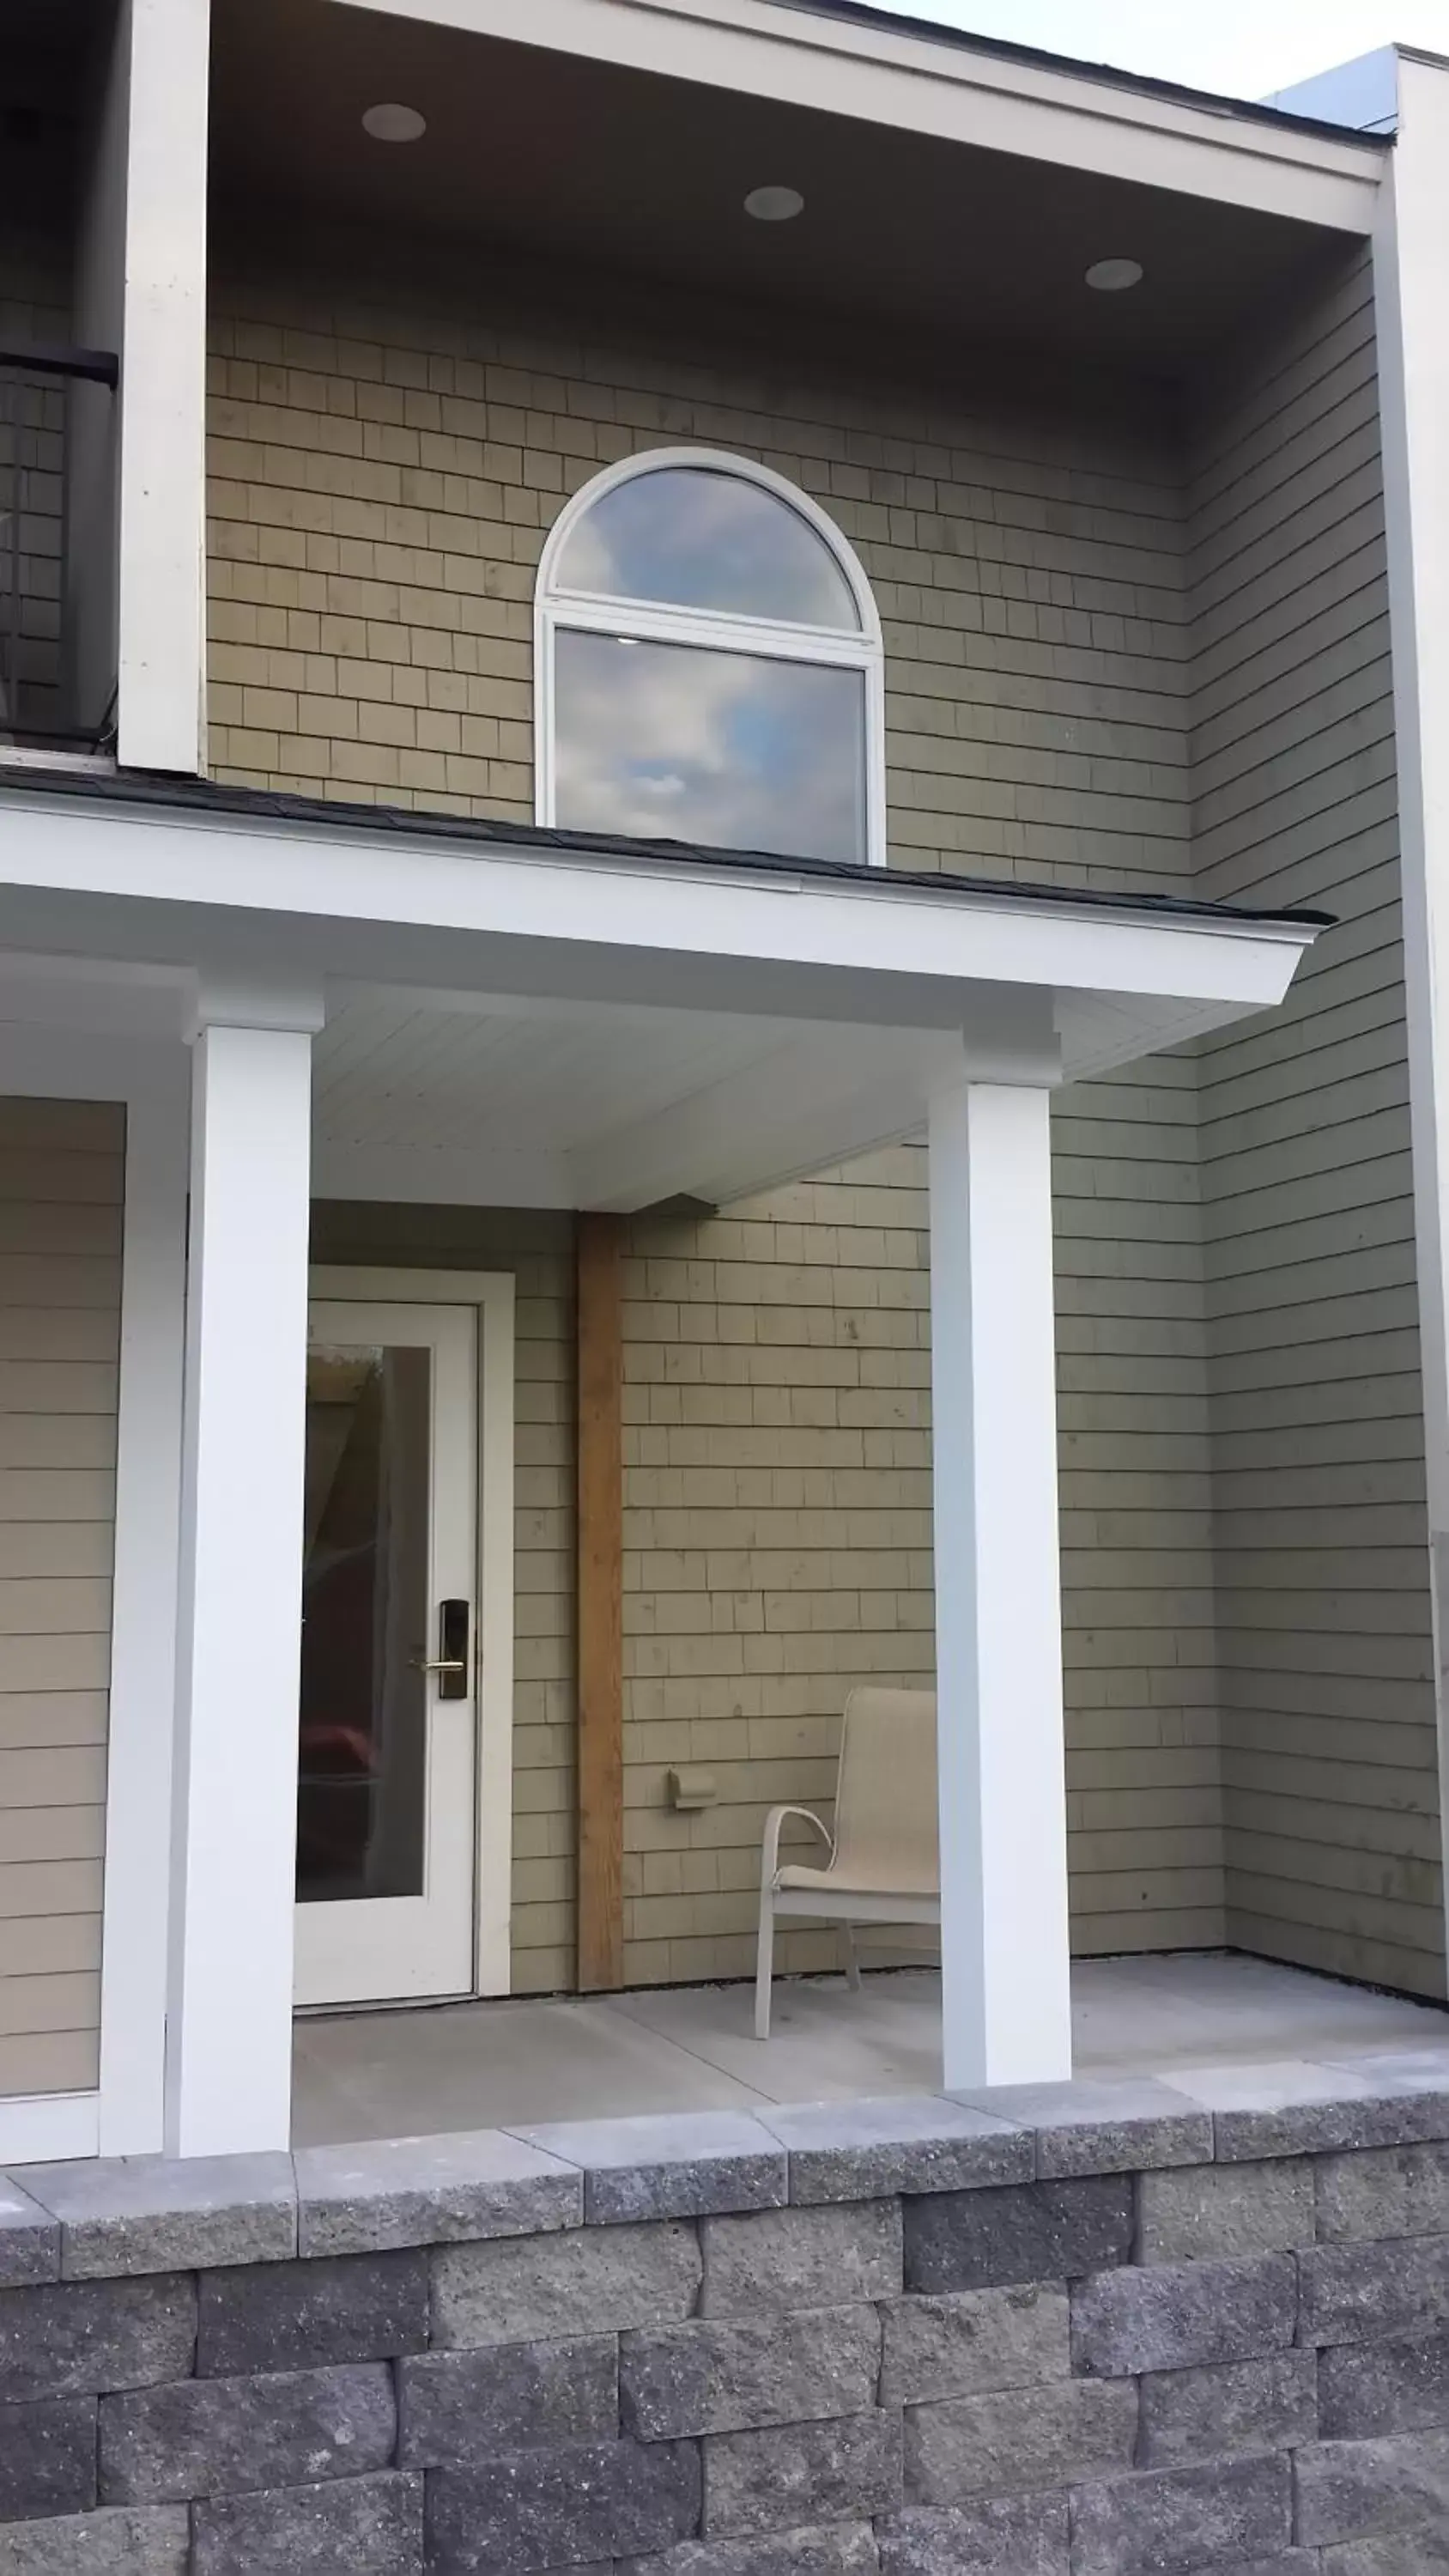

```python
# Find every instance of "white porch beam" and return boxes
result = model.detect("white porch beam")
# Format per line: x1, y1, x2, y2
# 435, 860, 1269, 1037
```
312, 1139, 577, 1209
929, 1076, 1072, 2091
571, 1023, 961, 1212
0, 799, 1319, 1083
167, 998, 319, 2157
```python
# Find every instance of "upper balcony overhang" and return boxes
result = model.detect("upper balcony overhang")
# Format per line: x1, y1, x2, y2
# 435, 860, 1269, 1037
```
209, 0, 1391, 392
0, 774, 1322, 1210
328, 0, 1390, 231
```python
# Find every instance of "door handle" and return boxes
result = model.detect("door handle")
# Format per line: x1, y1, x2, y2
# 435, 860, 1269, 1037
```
416, 1599, 471, 1699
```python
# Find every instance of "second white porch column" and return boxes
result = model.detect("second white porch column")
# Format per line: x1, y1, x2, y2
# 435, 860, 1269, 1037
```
167, 1004, 318, 2157
929, 1077, 1073, 2091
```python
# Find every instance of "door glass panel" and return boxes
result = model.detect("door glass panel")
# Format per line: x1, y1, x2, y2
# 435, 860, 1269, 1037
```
298, 1344, 431, 1905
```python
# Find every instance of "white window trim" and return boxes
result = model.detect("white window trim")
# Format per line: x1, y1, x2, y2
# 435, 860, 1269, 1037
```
534, 447, 888, 869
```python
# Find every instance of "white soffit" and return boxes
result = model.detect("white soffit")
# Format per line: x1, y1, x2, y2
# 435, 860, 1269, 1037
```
310, 984, 1269, 1162
315, 987, 788, 1150
305, 980, 1285, 1212
328, 0, 1388, 230
310, 991, 963, 1207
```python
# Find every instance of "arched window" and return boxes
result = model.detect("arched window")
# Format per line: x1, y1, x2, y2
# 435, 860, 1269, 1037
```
536, 451, 884, 867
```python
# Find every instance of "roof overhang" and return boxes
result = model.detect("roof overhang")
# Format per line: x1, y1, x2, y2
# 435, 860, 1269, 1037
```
0, 780, 1320, 1209
330, 0, 1389, 231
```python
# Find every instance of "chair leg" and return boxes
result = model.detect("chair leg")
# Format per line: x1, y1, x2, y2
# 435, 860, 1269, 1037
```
842, 1923, 862, 1991
755, 1885, 776, 2039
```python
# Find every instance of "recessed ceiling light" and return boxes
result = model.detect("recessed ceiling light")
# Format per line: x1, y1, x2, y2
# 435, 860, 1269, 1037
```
1085, 257, 1143, 293
744, 184, 804, 222
362, 101, 427, 143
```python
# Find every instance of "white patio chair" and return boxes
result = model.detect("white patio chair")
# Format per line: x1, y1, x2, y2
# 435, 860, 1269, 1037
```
755, 1686, 939, 2039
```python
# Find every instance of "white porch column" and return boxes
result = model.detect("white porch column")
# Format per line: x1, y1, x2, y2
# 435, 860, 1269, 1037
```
928, 1077, 1073, 2091
166, 999, 319, 2157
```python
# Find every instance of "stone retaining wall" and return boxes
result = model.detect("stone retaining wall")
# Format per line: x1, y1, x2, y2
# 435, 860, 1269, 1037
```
4, 2061, 1449, 2572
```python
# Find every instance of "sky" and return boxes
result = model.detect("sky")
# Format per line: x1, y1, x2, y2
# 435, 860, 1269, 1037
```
858, 0, 1449, 105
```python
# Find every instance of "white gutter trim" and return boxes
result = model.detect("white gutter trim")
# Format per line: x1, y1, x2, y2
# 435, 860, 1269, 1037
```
0, 779, 1318, 949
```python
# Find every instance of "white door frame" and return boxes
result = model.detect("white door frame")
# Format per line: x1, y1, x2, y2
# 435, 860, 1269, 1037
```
296, 1299, 478, 2008
308, 1267, 516, 1997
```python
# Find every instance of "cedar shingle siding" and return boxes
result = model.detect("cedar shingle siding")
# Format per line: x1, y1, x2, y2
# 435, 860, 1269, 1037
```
0, 1097, 123, 2093
1189, 246, 1438, 1994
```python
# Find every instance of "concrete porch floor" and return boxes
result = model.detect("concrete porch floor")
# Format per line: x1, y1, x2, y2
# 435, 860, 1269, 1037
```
291, 1952, 1449, 2148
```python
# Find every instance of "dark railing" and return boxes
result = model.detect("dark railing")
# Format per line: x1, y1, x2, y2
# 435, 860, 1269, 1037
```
0, 342, 118, 754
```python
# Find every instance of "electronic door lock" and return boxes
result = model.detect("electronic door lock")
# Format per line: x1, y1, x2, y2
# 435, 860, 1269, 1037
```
414, 1599, 471, 1698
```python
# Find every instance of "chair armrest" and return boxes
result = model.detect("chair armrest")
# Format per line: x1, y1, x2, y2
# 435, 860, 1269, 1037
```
761, 1803, 834, 1890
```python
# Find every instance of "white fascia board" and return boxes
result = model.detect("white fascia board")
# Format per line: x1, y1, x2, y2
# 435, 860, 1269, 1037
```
0, 795, 1318, 1041
329, 0, 1387, 231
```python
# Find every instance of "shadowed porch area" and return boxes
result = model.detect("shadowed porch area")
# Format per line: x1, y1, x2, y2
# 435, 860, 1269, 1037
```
292, 1953, 1449, 2148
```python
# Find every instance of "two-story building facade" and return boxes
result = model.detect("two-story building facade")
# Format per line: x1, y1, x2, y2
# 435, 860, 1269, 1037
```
3, 0, 1449, 2169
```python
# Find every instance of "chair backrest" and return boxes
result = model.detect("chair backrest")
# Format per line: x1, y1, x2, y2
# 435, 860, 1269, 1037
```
832, 1686, 938, 1893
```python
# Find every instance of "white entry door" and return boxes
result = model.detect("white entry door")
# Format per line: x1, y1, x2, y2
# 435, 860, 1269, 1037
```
294, 1300, 477, 2008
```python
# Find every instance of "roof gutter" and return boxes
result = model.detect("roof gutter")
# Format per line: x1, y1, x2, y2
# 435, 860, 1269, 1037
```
0, 764, 1333, 941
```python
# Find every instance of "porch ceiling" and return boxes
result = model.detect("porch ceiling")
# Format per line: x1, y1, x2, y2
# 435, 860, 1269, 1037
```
312, 987, 950, 1207
209, 0, 1366, 374
304, 973, 1266, 1212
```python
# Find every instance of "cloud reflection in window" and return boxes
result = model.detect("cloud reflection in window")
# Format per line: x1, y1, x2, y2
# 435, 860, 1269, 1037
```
554, 629, 868, 864
555, 466, 861, 630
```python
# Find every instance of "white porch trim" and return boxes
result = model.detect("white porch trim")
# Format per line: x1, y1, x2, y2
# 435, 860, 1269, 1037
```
0, 1019, 188, 2166
0, 791, 1318, 1042
166, 1007, 320, 2158
929, 1076, 1072, 2091
0, 2091, 102, 2165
